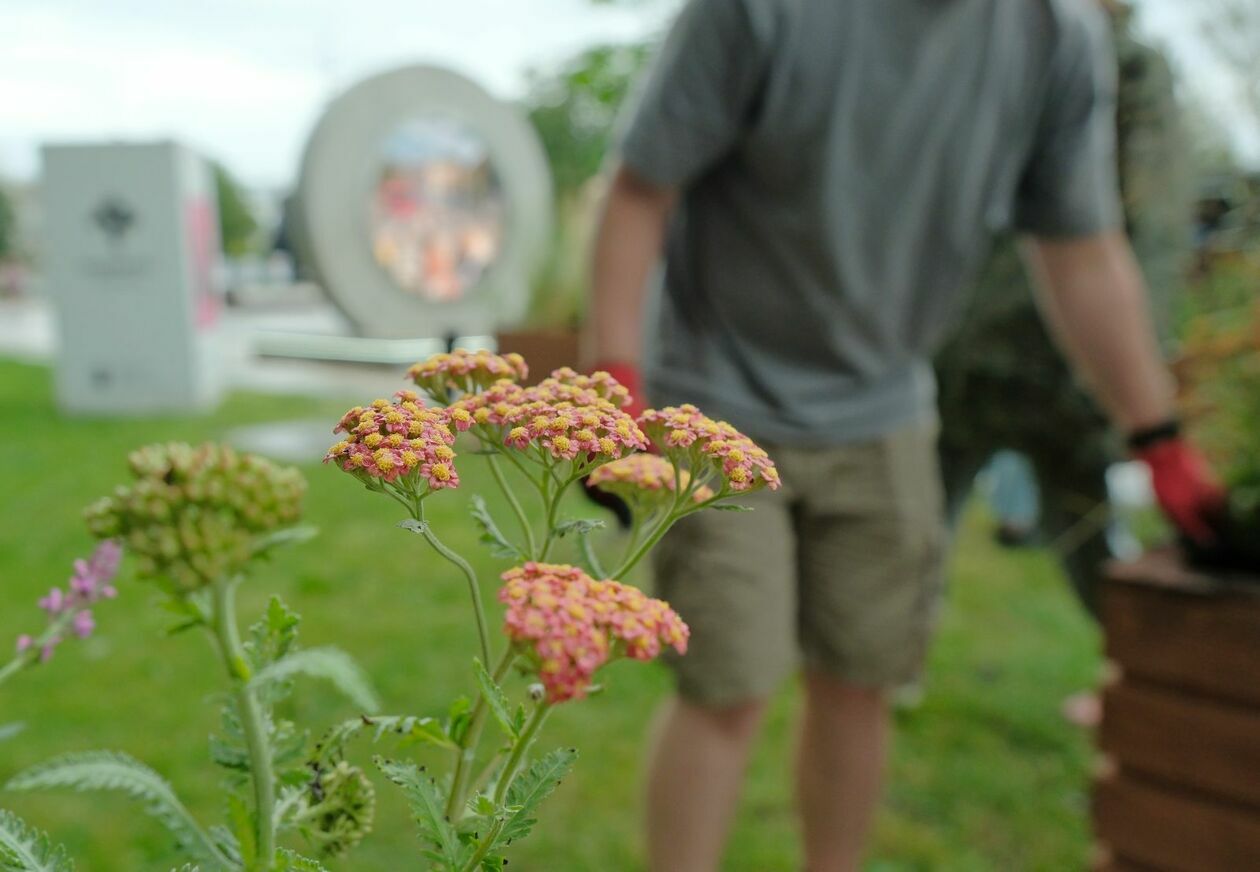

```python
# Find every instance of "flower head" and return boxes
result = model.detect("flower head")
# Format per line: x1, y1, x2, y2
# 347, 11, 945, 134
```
326, 391, 460, 494
499, 562, 689, 703
452, 368, 648, 466
587, 453, 715, 508
637, 405, 780, 493
407, 349, 528, 402
84, 443, 305, 594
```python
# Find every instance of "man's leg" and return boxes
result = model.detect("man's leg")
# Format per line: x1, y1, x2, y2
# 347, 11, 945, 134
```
647, 465, 797, 871
794, 423, 947, 872
796, 673, 888, 872
645, 695, 769, 872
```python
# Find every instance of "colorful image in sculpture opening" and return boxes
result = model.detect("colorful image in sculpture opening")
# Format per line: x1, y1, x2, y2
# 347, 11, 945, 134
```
370, 118, 506, 303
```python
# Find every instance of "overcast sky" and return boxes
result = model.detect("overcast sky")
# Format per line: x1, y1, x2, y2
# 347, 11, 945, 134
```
1, 0, 1255, 189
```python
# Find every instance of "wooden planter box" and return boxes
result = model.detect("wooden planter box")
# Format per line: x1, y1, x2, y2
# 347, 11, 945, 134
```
494, 328, 581, 386
1093, 552, 1260, 871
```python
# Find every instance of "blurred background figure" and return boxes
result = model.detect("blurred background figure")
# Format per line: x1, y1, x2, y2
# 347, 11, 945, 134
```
935, 0, 1195, 618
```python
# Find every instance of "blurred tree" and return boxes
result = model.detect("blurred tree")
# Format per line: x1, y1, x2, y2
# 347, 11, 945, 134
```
524, 43, 651, 197
213, 162, 259, 257
0, 184, 15, 261
1202, 0, 1260, 127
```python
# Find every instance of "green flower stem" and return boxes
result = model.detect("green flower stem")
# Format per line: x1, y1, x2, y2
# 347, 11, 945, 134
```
417, 521, 494, 669
537, 471, 580, 562
210, 577, 275, 870
493, 702, 552, 806
487, 454, 537, 558
460, 818, 507, 872
446, 648, 517, 822
610, 508, 681, 580
579, 531, 607, 579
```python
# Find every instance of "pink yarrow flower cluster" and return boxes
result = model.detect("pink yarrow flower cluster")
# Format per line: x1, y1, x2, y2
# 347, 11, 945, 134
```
637, 405, 781, 493
453, 368, 648, 464
407, 349, 529, 402
16, 540, 122, 662
499, 562, 689, 703
587, 453, 715, 505
326, 391, 461, 492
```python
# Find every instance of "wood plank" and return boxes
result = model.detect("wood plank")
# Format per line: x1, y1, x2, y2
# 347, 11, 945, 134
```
1091, 843, 1168, 871
1106, 550, 1260, 596
1094, 772, 1260, 871
1101, 681, 1260, 809
1102, 583, 1260, 707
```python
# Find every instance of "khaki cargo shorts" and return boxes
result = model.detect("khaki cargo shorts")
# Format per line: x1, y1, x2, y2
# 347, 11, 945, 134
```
652, 420, 946, 704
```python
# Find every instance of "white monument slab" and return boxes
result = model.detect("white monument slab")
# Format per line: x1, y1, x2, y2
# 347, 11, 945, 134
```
42, 141, 223, 414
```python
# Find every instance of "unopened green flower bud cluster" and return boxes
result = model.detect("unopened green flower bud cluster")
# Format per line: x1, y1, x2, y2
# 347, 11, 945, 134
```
299, 761, 376, 858
84, 442, 306, 593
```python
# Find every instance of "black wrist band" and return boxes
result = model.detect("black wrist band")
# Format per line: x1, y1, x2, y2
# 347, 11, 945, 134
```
1127, 419, 1181, 452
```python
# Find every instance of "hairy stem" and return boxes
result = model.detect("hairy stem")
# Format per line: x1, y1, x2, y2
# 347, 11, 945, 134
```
461, 818, 507, 872
537, 471, 578, 562
446, 648, 517, 822
493, 703, 551, 806
487, 454, 538, 558
211, 578, 275, 870
579, 532, 607, 578
610, 508, 680, 579
418, 521, 494, 668
0, 655, 25, 688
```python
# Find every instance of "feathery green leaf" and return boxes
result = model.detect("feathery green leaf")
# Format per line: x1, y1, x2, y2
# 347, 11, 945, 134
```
250, 647, 380, 713
374, 757, 466, 868
4, 752, 227, 869
472, 659, 518, 740
0, 808, 73, 872
498, 748, 577, 845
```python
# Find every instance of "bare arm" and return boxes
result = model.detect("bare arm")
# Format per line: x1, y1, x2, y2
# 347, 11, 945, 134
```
1020, 230, 1176, 433
584, 162, 678, 367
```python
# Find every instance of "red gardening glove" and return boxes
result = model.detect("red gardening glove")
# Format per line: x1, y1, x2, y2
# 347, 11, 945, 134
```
1133, 435, 1227, 546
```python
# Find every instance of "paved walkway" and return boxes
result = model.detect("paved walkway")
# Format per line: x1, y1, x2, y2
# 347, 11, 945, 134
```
0, 294, 425, 401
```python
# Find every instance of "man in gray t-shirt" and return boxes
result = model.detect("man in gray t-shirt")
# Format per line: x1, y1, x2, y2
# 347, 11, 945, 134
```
586, 1, 1225, 869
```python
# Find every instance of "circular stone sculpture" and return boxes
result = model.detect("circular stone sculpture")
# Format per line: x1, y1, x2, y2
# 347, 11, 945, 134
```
295, 65, 552, 338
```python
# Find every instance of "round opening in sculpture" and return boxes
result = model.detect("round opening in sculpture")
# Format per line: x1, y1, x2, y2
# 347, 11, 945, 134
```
369, 118, 506, 302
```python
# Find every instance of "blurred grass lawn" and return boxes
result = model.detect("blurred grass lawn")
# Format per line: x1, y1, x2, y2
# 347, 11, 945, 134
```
0, 359, 1099, 870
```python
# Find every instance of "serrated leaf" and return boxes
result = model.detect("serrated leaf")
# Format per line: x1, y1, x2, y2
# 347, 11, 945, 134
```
225, 794, 255, 868
375, 757, 466, 867
250, 647, 380, 713
554, 518, 606, 538
472, 659, 517, 741
250, 525, 318, 558
245, 597, 301, 672
498, 748, 577, 846
447, 696, 473, 747
0, 808, 74, 872
712, 504, 755, 512
469, 496, 522, 559
275, 848, 328, 871
205, 826, 240, 867
4, 753, 226, 868
0, 724, 24, 744
314, 715, 455, 766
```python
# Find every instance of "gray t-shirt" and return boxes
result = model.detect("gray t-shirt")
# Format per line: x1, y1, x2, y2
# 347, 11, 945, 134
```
619, 0, 1123, 445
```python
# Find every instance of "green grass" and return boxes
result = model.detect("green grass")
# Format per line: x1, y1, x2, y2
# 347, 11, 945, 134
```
0, 359, 1099, 870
